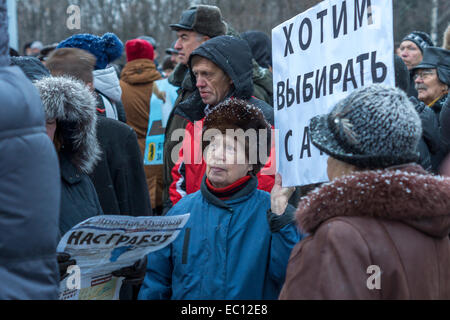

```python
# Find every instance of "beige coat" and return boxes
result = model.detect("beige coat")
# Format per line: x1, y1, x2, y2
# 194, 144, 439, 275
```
120, 59, 163, 209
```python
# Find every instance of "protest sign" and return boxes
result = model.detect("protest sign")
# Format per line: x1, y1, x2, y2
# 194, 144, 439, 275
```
58, 214, 190, 300
272, 0, 395, 186
144, 79, 179, 166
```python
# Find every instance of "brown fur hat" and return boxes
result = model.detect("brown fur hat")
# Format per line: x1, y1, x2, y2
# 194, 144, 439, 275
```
202, 98, 271, 175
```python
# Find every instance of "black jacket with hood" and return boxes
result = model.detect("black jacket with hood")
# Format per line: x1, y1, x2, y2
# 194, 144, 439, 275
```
164, 35, 274, 212
0, 1, 60, 299
34, 76, 104, 236
176, 35, 274, 125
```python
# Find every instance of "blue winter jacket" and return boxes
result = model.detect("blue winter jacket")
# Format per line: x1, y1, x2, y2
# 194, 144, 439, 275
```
138, 175, 301, 300
0, 68, 61, 299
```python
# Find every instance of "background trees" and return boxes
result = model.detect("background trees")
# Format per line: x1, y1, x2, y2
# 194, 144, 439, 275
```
17, 0, 449, 58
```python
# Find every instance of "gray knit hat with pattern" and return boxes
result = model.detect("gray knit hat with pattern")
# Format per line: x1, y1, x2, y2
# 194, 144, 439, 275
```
310, 84, 422, 169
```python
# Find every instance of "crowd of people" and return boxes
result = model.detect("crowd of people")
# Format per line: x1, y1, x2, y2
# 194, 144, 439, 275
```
1, 0, 450, 300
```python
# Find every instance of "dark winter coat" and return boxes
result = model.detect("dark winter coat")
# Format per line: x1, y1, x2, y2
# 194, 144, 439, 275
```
166, 36, 275, 210
139, 175, 301, 300
59, 151, 103, 235
279, 164, 450, 300
440, 96, 450, 154
89, 117, 153, 216
252, 60, 273, 107
0, 64, 60, 298
430, 93, 449, 171
410, 97, 441, 172
34, 76, 104, 237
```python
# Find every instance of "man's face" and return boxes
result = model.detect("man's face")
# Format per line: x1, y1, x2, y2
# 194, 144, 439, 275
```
414, 68, 449, 105
170, 52, 179, 64
174, 30, 207, 65
192, 56, 232, 107
399, 40, 423, 70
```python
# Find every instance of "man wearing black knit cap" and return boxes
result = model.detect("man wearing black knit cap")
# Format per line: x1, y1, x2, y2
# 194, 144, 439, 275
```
398, 31, 435, 97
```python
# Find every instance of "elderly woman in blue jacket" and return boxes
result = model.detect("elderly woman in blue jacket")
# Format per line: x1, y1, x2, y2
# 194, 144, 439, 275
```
138, 98, 302, 300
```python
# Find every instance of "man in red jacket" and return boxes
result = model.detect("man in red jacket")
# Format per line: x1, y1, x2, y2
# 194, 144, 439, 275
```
166, 35, 275, 210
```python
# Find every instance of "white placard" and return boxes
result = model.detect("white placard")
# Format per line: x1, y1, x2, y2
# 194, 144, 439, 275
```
273, 0, 395, 186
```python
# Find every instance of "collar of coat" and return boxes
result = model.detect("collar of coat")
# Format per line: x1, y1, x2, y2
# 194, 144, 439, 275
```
120, 59, 161, 85
200, 174, 258, 210
297, 163, 450, 238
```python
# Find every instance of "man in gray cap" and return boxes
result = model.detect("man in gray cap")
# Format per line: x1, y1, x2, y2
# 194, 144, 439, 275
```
412, 47, 450, 171
412, 47, 449, 114
162, 5, 227, 211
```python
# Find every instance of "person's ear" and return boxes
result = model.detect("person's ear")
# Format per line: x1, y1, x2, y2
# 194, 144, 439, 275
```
201, 36, 210, 44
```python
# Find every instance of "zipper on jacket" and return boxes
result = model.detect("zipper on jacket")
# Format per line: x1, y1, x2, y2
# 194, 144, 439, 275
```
182, 228, 191, 264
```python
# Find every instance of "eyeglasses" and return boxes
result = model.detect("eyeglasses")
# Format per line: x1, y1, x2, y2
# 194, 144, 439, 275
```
413, 70, 436, 81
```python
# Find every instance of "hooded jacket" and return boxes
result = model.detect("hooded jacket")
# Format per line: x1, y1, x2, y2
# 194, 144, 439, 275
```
279, 164, 450, 299
94, 66, 127, 122
34, 76, 104, 235
0, 1, 60, 297
139, 174, 301, 300
167, 36, 275, 209
120, 58, 163, 208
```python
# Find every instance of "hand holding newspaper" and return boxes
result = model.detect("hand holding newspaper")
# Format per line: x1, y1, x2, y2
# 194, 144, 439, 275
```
57, 214, 190, 300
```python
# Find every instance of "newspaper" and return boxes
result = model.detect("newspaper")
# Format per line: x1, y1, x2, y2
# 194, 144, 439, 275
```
57, 214, 190, 300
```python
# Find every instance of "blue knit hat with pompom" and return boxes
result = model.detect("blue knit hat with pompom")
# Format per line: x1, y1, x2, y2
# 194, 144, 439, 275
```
57, 33, 123, 70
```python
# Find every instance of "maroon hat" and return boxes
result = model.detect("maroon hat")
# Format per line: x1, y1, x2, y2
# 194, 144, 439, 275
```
125, 39, 154, 62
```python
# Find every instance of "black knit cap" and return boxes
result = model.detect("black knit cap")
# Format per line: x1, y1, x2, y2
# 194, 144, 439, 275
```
310, 84, 422, 169
402, 31, 434, 53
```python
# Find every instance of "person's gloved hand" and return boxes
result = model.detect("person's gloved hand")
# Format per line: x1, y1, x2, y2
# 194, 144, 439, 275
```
112, 257, 148, 285
57, 252, 77, 281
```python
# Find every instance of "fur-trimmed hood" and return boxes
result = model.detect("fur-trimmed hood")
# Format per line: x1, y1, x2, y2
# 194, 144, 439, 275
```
297, 164, 450, 238
34, 76, 101, 174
